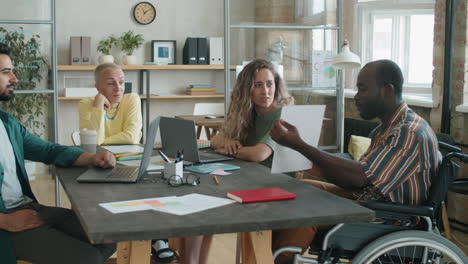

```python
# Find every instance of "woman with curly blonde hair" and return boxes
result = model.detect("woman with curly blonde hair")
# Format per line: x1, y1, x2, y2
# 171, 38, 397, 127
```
211, 58, 294, 167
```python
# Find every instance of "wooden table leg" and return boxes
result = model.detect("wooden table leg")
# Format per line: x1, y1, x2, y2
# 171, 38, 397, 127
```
211, 128, 219, 139
168, 237, 185, 261
196, 126, 203, 139
204, 126, 212, 140
117, 240, 151, 264
240, 231, 273, 264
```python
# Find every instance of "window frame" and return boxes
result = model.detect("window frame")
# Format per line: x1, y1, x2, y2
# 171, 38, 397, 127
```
354, 0, 435, 94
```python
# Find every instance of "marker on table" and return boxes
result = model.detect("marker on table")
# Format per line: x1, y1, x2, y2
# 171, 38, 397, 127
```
213, 175, 220, 185
117, 155, 143, 161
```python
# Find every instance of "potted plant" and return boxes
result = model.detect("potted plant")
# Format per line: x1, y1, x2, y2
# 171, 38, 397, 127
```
119, 30, 144, 65
0, 26, 49, 177
0, 27, 48, 136
97, 35, 118, 64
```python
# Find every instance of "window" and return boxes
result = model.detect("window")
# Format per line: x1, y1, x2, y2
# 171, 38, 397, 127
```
356, 0, 435, 94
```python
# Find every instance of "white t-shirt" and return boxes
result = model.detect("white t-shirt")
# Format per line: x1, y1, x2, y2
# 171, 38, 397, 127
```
0, 120, 25, 209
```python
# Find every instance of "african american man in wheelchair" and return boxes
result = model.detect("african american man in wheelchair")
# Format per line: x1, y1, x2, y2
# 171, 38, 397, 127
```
270, 60, 448, 264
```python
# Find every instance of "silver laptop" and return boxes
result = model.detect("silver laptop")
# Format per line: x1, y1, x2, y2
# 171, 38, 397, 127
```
76, 117, 160, 183
159, 117, 233, 164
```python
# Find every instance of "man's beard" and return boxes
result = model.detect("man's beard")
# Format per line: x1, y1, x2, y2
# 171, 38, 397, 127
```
0, 85, 15, 101
359, 96, 386, 120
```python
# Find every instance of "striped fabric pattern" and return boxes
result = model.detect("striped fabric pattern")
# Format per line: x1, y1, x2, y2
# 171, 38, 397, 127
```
358, 103, 439, 205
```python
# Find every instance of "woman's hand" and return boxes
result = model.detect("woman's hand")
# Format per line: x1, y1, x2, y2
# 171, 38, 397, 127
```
94, 94, 110, 111
214, 139, 243, 155
223, 139, 242, 155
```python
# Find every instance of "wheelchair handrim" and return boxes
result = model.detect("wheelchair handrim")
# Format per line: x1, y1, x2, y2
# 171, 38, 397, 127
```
355, 237, 465, 264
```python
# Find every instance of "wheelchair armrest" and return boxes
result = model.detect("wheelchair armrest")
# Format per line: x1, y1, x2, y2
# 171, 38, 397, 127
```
359, 200, 435, 218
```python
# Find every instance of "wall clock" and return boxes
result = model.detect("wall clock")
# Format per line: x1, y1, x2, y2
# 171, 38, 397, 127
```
133, 2, 156, 25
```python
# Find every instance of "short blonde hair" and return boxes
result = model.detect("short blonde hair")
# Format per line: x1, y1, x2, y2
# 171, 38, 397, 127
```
94, 63, 122, 82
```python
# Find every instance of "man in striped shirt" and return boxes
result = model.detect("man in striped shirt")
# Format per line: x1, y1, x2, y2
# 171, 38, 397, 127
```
269, 59, 439, 264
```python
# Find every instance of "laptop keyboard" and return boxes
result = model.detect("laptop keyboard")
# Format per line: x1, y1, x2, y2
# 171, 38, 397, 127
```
107, 167, 139, 179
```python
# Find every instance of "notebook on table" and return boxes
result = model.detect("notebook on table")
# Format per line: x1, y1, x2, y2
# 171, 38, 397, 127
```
159, 116, 233, 164
227, 188, 296, 204
76, 117, 160, 183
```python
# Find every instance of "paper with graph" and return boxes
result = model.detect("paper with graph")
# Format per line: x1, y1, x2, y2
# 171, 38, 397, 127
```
99, 194, 234, 215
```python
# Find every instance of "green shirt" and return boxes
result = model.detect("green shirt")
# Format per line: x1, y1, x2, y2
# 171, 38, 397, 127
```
0, 108, 84, 264
245, 108, 281, 168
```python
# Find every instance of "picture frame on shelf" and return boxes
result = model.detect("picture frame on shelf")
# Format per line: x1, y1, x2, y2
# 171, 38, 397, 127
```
151, 40, 176, 65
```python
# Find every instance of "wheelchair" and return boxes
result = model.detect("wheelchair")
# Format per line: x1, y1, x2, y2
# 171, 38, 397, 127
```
274, 142, 468, 264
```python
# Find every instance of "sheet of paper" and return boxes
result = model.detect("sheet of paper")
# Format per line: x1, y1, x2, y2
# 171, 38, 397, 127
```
99, 197, 176, 214
99, 194, 234, 215
271, 105, 326, 173
152, 193, 235, 216
117, 156, 164, 171
102, 145, 144, 154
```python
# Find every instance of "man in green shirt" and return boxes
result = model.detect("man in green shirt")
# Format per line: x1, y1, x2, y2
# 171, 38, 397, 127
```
0, 43, 116, 264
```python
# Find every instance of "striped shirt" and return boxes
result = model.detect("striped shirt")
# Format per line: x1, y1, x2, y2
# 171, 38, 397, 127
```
357, 103, 439, 205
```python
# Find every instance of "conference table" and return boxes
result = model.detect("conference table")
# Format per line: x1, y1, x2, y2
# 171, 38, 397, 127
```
55, 158, 374, 264
175, 115, 224, 139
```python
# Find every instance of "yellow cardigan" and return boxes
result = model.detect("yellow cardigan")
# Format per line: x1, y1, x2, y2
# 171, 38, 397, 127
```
78, 93, 142, 145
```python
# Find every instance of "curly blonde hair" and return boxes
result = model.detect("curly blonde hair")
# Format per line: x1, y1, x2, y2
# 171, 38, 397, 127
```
222, 59, 294, 143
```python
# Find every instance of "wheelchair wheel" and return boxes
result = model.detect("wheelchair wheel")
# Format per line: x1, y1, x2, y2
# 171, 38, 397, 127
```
352, 230, 467, 264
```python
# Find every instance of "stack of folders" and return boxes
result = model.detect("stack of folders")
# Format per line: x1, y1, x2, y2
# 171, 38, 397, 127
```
182, 37, 223, 65
186, 84, 216, 95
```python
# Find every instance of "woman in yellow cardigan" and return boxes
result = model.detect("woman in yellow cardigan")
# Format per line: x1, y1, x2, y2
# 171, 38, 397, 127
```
78, 63, 176, 262
78, 63, 142, 145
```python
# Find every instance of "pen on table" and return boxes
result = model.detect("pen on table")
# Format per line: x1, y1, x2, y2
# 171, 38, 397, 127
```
115, 152, 141, 159
158, 150, 171, 163
213, 175, 220, 185
117, 155, 143, 161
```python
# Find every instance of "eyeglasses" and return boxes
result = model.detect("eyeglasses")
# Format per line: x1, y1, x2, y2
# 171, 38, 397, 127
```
167, 173, 200, 187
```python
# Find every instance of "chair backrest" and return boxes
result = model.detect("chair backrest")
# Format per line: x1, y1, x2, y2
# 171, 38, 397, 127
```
344, 118, 379, 153
425, 157, 458, 210
193, 103, 224, 115
436, 132, 457, 156
425, 142, 466, 212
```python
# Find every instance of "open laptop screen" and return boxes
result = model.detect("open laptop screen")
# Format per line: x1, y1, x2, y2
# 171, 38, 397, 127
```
160, 117, 200, 162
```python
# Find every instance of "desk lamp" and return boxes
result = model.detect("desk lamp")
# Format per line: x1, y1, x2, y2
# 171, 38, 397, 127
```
332, 40, 361, 153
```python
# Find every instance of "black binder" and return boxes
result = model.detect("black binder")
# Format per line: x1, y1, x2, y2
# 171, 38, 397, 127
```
183, 37, 198, 65
197, 37, 208, 65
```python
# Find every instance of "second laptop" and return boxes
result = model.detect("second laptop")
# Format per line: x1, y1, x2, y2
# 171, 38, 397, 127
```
159, 116, 233, 164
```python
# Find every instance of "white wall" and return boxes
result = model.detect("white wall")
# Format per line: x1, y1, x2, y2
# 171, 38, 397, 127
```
54, 0, 255, 144
1, 0, 254, 144
56, 0, 226, 65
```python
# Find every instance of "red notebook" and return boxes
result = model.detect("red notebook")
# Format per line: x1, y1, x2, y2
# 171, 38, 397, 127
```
227, 188, 296, 203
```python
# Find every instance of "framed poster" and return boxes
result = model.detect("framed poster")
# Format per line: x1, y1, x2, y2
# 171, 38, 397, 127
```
151, 40, 176, 65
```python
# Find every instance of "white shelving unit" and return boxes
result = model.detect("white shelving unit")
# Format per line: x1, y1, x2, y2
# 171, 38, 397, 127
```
56, 65, 231, 141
